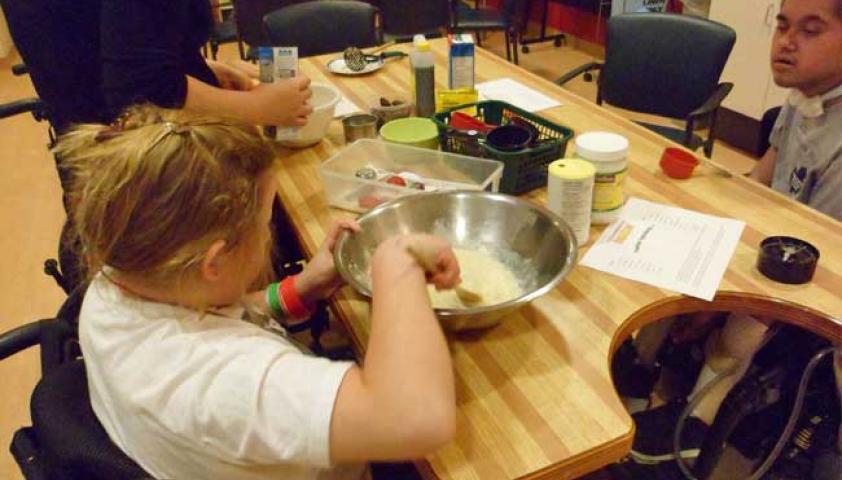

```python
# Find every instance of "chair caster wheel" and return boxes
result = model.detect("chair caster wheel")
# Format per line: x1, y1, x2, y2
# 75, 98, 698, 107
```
554, 37, 563, 47
584, 72, 594, 82
521, 45, 529, 54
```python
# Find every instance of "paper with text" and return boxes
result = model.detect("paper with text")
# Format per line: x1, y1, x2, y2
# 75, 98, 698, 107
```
580, 198, 745, 301
476, 78, 561, 112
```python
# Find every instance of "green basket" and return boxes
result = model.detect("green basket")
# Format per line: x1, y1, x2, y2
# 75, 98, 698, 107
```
432, 100, 574, 195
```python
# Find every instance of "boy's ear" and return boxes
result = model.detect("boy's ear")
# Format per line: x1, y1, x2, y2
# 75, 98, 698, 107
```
200, 239, 228, 282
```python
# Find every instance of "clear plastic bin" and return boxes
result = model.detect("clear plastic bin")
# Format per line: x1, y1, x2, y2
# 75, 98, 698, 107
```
320, 139, 503, 212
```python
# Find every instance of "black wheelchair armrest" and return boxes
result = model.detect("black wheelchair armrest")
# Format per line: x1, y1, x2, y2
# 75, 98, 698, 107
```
688, 82, 734, 121
0, 98, 45, 120
685, 83, 734, 156
0, 320, 49, 361
556, 61, 603, 86
12, 63, 29, 76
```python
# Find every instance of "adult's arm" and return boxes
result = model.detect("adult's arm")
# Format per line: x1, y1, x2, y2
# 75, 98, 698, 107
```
101, 0, 311, 126
101, 0, 199, 111
184, 77, 313, 126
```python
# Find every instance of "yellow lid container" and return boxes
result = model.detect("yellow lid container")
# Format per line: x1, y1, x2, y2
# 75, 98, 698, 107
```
548, 158, 597, 180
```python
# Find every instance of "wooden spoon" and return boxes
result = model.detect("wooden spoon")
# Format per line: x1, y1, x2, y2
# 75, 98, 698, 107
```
405, 244, 484, 306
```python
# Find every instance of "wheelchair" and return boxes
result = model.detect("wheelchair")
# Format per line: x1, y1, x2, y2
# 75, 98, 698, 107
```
0, 285, 153, 479
1, 5, 346, 475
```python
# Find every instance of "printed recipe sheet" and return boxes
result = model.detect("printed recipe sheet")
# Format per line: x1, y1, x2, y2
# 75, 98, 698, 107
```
581, 198, 746, 301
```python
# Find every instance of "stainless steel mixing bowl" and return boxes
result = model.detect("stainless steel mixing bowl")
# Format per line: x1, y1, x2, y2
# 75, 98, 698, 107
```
333, 191, 578, 330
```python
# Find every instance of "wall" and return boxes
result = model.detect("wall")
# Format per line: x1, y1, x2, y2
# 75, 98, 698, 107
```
485, 0, 683, 46
0, 7, 12, 58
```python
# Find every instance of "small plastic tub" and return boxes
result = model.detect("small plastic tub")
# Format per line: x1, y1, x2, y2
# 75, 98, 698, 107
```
659, 147, 700, 179
380, 117, 439, 150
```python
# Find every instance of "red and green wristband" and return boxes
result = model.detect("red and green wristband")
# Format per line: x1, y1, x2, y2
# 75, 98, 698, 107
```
265, 281, 287, 319
280, 275, 315, 319
265, 275, 315, 321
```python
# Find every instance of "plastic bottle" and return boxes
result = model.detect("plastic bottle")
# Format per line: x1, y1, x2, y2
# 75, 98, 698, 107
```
410, 34, 436, 118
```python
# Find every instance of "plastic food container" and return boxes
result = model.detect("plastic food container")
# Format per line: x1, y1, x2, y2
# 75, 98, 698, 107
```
320, 139, 503, 212
380, 117, 439, 150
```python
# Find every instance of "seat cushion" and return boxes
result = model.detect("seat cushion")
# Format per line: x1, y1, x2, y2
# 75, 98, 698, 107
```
30, 360, 149, 480
637, 122, 704, 152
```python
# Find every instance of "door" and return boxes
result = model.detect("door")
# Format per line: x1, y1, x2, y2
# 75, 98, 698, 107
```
709, 0, 788, 120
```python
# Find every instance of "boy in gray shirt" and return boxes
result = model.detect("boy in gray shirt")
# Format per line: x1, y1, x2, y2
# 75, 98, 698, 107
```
748, 0, 842, 470
730, 0, 841, 472
751, 0, 842, 221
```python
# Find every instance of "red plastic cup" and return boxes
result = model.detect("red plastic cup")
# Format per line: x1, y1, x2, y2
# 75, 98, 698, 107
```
659, 147, 700, 179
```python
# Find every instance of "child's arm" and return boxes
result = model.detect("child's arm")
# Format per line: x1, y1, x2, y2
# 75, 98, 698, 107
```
328, 234, 460, 462
295, 220, 362, 302
244, 221, 360, 324
750, 146, 778, 186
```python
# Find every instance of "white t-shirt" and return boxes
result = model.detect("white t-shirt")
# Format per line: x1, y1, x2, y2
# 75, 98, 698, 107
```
79, 273, 364, 480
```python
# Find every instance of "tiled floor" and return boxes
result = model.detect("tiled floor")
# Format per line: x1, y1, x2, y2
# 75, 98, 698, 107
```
0, 31, 759, 480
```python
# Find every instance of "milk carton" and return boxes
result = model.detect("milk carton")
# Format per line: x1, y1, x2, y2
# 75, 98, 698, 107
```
273, 46, 299, 142
448, 34, 475, 90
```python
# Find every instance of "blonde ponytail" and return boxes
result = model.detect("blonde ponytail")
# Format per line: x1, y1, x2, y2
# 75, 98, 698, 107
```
55, 105, 277, 282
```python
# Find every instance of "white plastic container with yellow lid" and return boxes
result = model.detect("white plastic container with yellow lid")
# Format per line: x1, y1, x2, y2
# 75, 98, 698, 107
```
574, 132, 629, 224
546, 158, 596, 245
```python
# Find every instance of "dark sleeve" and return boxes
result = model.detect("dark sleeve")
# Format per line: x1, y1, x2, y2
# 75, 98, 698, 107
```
100, 0, 200, 115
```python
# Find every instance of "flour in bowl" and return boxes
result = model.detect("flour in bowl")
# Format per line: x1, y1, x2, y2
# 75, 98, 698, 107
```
428, 248, 523, 309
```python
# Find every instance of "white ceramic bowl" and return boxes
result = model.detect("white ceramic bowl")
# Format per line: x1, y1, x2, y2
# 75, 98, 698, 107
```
279, 82, 341, 148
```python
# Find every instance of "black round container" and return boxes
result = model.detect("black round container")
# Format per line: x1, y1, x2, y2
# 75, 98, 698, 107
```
756, 236, 820, 284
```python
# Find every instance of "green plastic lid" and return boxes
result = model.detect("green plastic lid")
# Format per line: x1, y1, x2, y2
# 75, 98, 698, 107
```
380, 117, 438, 144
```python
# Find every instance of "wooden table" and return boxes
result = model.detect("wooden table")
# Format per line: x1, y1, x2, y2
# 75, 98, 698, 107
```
274, 40, 842, 479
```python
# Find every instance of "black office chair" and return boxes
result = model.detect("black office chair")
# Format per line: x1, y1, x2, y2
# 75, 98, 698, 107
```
759, 106, 782, 156
203, 2, 242, 60
263, 1, 382, 57
231, 0, 313, 60
556, 13, 736, 158
0, 65, 52, 143
377, 0, 450, 43
1, 286, 153, 480
450, 0, 528, 64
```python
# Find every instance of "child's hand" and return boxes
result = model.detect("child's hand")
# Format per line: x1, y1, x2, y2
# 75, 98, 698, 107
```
373, 234, 461, 290
295, 220, 361, 303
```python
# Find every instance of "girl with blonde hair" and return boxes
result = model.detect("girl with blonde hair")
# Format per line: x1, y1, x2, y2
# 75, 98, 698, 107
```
59, 105, 460, 480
